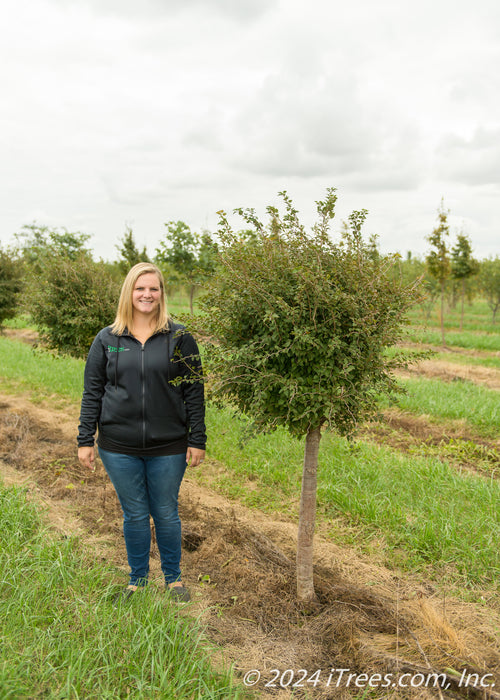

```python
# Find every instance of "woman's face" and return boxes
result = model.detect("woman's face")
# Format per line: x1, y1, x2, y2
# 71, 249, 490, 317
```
132, 273, 162, 317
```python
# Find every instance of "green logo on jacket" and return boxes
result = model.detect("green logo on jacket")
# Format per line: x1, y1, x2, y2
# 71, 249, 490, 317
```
107, 345, 129, 353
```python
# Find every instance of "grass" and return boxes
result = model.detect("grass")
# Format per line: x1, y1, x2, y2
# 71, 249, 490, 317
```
382, 376, 500, 437
408, 438, 500, 477
167, 289, 200, 318
432, 351, 500, 371
203, 405, 500, 588
405, 327, 500, 352
407, 299, 498, 332
0, 482, 245, 699
389, 342, 500, 370
316, 436, 499, 584
0, 336, 84, 403
2, 313, 36, 330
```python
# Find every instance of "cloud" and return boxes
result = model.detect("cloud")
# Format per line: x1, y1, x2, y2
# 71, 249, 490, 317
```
185, 0, 277, 21
222, 65, 426, 193
436, 128, 500, 186
224, 67, 375, 178
56, 0, 277, 22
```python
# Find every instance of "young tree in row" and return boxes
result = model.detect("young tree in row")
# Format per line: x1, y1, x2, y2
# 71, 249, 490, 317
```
116, 226, 150, 274
426, 200, 451, 345
155, 221, 218, 313
394, 254, 438, 322
479, 257, 500, 323
451, 232, 478, 330
155, 221, 198, 312
195, 189, 422, 603
197, 230, 219, 281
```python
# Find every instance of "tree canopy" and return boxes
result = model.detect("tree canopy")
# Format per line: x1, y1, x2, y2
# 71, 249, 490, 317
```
15, 224, 92, 270
198, 190, 421, 439
451, 232, 478, 329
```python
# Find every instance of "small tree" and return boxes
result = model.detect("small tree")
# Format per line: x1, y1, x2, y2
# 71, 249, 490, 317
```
195, 189, 422, 603
155, 221, 199, 313
393, 253, 438, 322
479, 257, 500, 323
196, 230, 219, 282
0, 246, 23, 329
451, 232, 478, 330
426, 201, 451, 344
116, 226, 150, 274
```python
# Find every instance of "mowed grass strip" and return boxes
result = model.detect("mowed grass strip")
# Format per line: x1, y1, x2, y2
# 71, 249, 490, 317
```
432, 352, 500, 371
317, 436, 499, 585
405, 327, 500, 352
406, 299, 497, 332
0, 483, 244, 700
382, 376, 500, 437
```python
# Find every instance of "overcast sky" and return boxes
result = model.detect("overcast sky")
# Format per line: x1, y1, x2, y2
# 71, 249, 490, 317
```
1, 0, 499, 262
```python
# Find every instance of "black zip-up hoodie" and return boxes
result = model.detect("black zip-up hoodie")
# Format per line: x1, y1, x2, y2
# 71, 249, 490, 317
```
77, 322, 206, 453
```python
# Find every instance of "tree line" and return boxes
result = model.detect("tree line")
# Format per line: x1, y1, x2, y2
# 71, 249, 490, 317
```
1, 206, 498, 351
404, 200, 499, 344
1, 203, 499, 354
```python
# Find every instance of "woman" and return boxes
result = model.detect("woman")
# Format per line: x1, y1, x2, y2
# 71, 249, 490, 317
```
78, 262, 206, 602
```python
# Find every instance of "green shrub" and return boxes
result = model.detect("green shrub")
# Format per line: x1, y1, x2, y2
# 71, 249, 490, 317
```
0, 247, 23, 329
25, 252, 120, 357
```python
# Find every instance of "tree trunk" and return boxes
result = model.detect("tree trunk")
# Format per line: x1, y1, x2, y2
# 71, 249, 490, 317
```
296, 425, 321, 603
460, 279, 465, 331
440, 280, 446, 345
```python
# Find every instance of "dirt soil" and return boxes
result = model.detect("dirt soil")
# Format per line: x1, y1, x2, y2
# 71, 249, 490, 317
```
1, 390, 499, 699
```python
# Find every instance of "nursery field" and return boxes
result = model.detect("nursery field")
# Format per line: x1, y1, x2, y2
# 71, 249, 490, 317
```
0, 297, 499, 699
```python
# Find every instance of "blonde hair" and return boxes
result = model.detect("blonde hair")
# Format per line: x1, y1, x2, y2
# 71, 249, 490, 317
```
111, 262, 170, 335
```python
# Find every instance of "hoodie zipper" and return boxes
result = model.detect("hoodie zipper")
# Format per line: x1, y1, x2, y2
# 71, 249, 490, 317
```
141, 343, 146, 449
122, 330, 170, 449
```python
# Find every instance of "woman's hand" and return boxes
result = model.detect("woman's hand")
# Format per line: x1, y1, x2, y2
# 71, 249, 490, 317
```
78, 446, 96, 471
186, 447, 205, 467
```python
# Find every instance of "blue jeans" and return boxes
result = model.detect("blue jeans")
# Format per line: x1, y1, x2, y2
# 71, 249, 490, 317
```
98, 448, 187, 586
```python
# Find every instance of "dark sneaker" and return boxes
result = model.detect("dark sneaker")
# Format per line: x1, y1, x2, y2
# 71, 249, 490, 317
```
167, 584, 191, 602
112, 586, 138, 606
